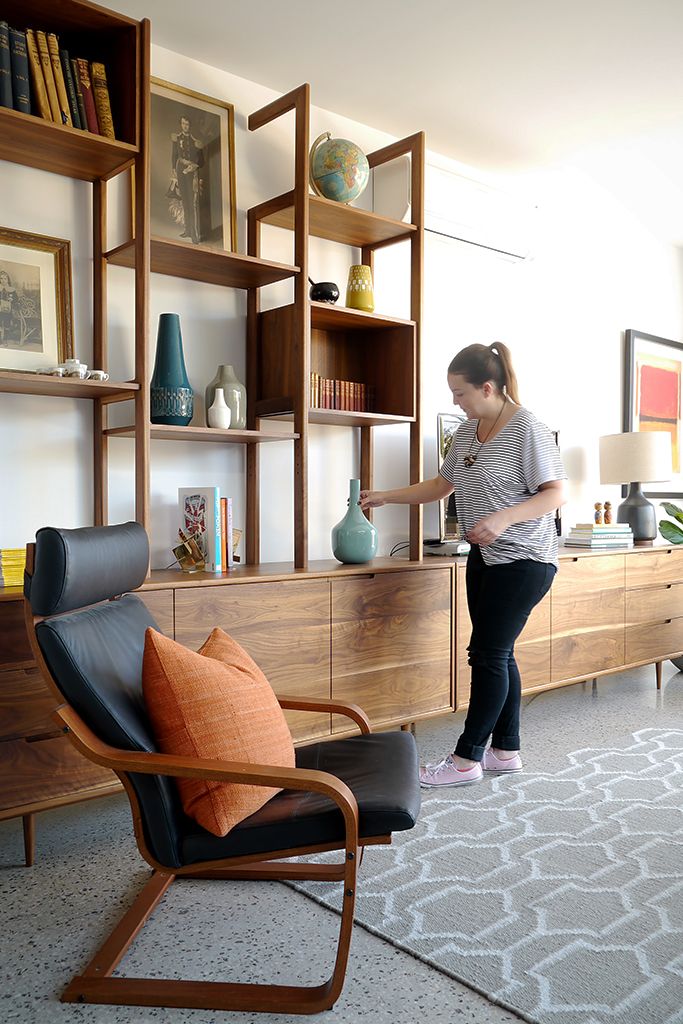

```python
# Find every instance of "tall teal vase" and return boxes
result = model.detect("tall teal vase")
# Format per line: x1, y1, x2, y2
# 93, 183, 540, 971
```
150, 313, 193, 425
331, 479, 378, 564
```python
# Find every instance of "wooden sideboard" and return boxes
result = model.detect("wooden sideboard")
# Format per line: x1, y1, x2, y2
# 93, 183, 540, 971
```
3, 545, 683, 864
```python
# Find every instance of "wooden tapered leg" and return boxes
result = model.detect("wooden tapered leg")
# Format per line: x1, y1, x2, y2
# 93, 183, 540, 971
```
22, 813, 35, 867
656, 661, 662, 689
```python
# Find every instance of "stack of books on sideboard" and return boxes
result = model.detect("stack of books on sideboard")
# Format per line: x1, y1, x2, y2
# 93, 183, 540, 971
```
0, 22, 115, 137
564, 523, 634, 548
0, 547, 26, 588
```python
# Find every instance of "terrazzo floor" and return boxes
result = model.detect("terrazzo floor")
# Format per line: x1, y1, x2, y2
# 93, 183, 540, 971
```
1, 663, 681, 1024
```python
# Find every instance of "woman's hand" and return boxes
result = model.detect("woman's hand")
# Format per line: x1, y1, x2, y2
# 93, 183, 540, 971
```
466, 510, 511, 546
359, 490, 386, 510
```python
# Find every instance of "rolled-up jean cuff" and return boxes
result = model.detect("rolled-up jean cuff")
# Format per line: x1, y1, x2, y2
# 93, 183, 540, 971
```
492, 733, 520, 750
454, 739, 487, 762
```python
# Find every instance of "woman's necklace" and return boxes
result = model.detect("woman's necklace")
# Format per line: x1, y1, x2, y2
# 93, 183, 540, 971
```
463, 402, 507, 467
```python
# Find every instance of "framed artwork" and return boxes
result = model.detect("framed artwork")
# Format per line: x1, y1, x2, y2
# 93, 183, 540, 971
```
150, 78, 237, 252
0, 227, 73, 372
624, 329, 683, 498
437, 411, 465, 540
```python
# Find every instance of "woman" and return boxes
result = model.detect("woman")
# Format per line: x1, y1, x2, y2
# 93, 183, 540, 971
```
360, 342, 566, 787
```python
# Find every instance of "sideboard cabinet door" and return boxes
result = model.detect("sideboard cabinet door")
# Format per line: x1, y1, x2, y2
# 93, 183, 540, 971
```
174, 580, 331, 742
551, 554, 625, 681
331, 568, 453, 732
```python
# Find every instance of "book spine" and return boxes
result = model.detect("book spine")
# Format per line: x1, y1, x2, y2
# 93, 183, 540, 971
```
35, 31, 60, 122
0, 22, 12, 108
46, 32, 71, 125
220, 496, 227, 572
213, 490, 222, 573
75, 57, 99, 134
60, 49, 81, 129
71, 58, 87, 130
9, 28, 30, 113
90, 60, 115, 139
25, 29, 50, 119
227, 495, 235, 569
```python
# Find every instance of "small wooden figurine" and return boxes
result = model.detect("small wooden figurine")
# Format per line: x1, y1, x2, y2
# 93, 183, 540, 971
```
594, 501, 603, 525
604, 501, 612, 525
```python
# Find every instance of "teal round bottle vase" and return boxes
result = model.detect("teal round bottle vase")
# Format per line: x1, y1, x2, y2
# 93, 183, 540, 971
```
331, 479, 378, 564
150, 313, 193, 425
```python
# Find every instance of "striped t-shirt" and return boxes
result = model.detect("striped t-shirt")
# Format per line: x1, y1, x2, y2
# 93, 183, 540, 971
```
439, 406, 566, 567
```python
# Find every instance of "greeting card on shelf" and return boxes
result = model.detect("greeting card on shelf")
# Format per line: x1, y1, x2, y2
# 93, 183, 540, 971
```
178, 487, 222, 572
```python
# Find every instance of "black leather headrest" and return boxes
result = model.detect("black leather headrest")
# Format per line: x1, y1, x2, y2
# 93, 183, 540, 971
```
25, 522, 149, 616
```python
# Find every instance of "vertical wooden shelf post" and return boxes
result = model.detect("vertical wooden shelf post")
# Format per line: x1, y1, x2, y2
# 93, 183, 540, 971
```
134, 19, 151, 537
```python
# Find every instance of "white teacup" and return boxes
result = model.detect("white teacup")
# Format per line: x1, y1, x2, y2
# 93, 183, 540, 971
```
62, 359, 89, 379
87, 369, 109, 381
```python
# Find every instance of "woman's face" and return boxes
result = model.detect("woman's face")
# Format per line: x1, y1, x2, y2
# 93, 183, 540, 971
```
0, 272, 9, 287
447, 373, 491, 419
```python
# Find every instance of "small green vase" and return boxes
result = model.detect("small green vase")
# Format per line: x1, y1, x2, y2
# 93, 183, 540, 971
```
331, 479, 378, 564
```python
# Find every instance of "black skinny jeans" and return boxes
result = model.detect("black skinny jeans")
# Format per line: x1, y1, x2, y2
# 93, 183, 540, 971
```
454, 544, 556, 762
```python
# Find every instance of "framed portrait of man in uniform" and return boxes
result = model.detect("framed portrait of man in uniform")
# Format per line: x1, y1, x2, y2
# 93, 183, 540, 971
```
150, 78, 237, 252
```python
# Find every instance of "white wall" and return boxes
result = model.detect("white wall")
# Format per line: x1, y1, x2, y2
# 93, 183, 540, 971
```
1, 45, 682, 566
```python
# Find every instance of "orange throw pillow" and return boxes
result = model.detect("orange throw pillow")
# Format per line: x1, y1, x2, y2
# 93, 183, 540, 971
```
142, 627, 295, 837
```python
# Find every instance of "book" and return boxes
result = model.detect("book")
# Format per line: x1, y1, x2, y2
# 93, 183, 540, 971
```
224, 496, 234, 568
564, 539, 634, 548
0, 22, 12, 109
35, 30, 60, 122
60, 49, 81, 129
573, 523, 632, 531
90, 60, 115, 138
25, 29, 50, 119
9, 28, 30, 114
71, 57, 87, 130
178, 487, 222, 573
74, 57, 99, 134
220, 496, 227, 571
46, 32, 71, 125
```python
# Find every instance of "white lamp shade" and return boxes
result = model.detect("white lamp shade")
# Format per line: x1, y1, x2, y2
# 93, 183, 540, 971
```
599, 431, 672, 485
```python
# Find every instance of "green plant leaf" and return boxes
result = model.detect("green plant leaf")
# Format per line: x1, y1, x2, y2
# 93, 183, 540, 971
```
658, 519, 683, 543
659, 501, 683, 523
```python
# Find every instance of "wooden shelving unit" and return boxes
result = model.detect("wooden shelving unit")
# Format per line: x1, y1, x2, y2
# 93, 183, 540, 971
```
254, 191, 417, 247
104, 424, 299, 444
0, 370, 139, 402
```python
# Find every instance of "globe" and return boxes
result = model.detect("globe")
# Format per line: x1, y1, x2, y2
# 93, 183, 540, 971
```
309, 132, 370, 204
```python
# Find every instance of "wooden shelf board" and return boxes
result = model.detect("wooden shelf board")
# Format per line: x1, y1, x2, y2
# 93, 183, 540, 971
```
105, 238, 299, 288
0, 371, 139, 400
255, 402, 414, 428
261, 194, 417, 247
105, 424, 299, 444
309, 301, 415, 332
0, 107, 137, 181
0, 587, 24, 603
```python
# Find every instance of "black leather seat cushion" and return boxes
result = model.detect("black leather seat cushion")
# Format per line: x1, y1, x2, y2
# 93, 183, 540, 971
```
181, 730, 421, 866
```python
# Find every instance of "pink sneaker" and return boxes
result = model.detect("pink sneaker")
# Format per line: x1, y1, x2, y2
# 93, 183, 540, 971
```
483, 749, 523, 773
419, 754, 483, 788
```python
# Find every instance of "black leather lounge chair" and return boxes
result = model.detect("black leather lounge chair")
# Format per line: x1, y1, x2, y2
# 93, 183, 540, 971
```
23, 522, 421, 1015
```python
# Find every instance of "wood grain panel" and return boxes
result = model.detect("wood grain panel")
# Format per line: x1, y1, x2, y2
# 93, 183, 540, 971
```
551, 555, 625, 680
138, 589, 174, 636
0, 735, 119, 817
551, 628, 625, 681
454, 565, 551, 706
331, 569, 452, 730
0, 668, 57, 741
174, 581, 331, 743
625, 583, 683, 626
554, 554, 625, 595
626, 618, 683, 665
625, 548, 683, 588
0, 598, 33, 669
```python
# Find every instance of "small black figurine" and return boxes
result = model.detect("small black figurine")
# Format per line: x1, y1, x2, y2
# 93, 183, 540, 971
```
308, 277, 339, 303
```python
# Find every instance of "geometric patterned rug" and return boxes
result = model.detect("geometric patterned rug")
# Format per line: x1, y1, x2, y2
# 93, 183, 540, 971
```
293, 728, 683, 1024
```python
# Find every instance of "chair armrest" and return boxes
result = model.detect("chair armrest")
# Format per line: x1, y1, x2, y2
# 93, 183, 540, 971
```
53, 703, 359, 830
277, 695, 371, 734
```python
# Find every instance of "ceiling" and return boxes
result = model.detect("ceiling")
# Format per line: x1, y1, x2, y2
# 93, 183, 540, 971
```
112, 0, 683, 247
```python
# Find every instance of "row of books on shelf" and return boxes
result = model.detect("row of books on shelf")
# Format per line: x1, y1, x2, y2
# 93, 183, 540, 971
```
310, 373, 374, 412
564, 523, 634, 548
0, 547, 26, 587
0, 23, 115, 137
178, 488, 242, 574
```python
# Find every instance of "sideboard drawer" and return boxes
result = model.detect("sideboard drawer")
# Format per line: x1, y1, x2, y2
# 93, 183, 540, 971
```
0, 668, 58, 741
625, 548, 683, 588
625, 583, 683, 625
626, 618, 683, 665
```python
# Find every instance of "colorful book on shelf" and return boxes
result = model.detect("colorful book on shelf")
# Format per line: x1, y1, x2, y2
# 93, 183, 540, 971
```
35, 30, 61, 123
74, 56, 99, 134
9, 28, 30, 114
60, 48, 81, 129
0, 22, 12, 109
178, 487, 222, 572
25, 29, 51, 120
90, 60, 115, 138
46, 32, 71, 125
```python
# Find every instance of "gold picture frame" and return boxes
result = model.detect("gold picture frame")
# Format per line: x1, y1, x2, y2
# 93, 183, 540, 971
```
0, 227, 73, 373
150, 77, 237, 252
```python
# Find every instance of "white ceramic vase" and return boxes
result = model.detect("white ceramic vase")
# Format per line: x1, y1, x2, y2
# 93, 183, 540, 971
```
205, 364, 246, 429
207, 387, 232, 429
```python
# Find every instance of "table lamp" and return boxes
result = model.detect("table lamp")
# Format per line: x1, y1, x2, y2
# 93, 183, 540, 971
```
599, 431, 673, 544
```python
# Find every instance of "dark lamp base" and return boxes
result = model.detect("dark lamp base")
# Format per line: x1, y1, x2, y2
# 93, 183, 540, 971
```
617, 482, 657, 543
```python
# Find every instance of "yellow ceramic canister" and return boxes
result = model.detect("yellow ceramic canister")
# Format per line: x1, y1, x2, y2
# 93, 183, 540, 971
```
345, 264, 374, 312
